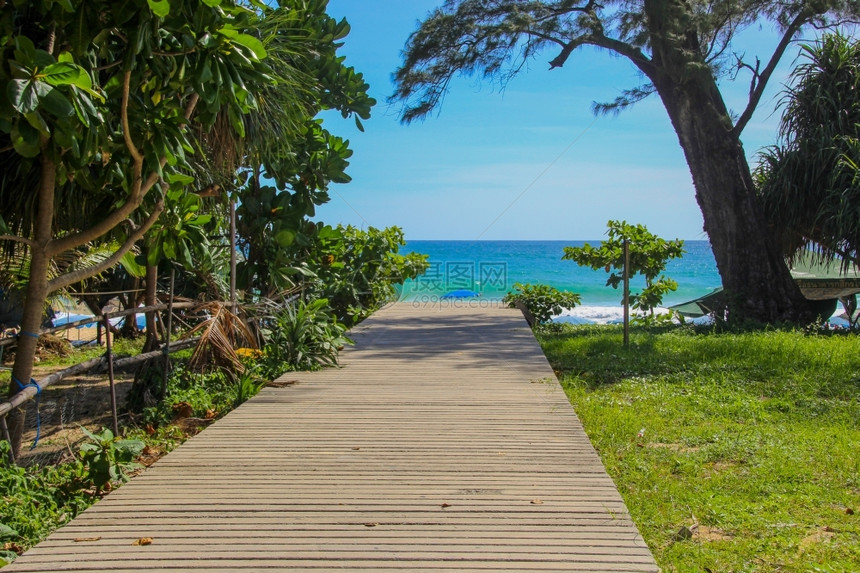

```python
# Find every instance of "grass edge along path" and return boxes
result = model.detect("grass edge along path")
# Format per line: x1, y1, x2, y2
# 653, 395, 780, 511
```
537, 324, 860, 573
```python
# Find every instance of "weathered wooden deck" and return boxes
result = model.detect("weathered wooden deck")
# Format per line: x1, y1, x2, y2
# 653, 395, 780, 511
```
8, 302, 658, 572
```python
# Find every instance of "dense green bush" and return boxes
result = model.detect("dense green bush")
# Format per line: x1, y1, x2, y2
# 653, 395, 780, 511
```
308, 225, 429, 325
141, 367, 233, 426
503, 282, 581, 325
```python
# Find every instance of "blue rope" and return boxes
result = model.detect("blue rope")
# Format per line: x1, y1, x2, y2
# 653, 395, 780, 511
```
12, 375, 41, 450
18, 331, 40, 339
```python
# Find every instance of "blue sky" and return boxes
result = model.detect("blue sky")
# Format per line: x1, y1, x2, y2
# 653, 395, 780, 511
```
316, 1, 807, 241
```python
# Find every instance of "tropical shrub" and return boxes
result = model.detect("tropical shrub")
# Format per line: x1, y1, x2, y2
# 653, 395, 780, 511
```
503, 283, 581, 325
259, 298, 350, 376
309, 225, 429, 325
77, 428, 144, 493
141, 367, 235, 426
756, 32, 860, 267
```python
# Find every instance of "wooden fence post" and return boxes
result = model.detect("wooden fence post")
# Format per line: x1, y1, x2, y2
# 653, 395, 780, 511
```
161, 267, 175, 399
623, 239, 630, 347
103, 315, 119, 436
1, 415, 14, 465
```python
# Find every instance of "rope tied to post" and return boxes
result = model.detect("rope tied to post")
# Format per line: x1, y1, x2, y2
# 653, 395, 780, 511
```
12, 375, 42, 449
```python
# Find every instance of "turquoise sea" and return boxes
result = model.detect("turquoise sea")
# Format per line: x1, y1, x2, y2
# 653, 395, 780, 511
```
400, 240, 721, 323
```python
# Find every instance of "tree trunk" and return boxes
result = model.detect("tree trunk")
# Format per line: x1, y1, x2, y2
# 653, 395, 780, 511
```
7, 154, 56, 458
116, 276, 141, 339
142, 263, 160, 352
645, 2, 812, 322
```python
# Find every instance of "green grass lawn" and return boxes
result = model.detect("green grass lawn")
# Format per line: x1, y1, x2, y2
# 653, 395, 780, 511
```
537, 324, 860, 573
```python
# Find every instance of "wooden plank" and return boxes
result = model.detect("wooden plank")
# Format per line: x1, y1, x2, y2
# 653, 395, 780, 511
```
6, 303, 657, 572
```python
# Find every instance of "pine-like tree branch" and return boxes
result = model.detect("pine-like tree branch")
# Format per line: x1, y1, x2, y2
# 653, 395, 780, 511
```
732, 10, 809, 137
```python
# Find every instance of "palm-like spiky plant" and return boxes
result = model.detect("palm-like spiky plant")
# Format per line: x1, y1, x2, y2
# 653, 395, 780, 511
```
757, 33, 860, 271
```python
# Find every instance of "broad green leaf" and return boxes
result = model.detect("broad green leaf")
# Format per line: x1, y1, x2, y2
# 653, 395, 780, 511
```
13, 36, 36, 61
79, 425, 100, 443
120, 250, 147, 278
71, 73, 102, 101
24, 110, 50, 136
115, 439, 145, 457
201, 0, 221, 5
275, 229, 296, 247
70, 91, 92, 127
0, 523, 17, 541
8, 79, 39, 114
40, 87, 75, 118
69, 9, 89, 56
197, 59, 212, 84
227, 104, 245, 137
11, 121, 41, 157
41, 62, 82, 86
33, 49, 54, 69
147, 0, 170, 18
318, 225, 342, 241
163, 239, 176, 260
179, 241, 192, 267
218, 28, 267, 60
146, 242, 163, 267
166, 172, 195, 186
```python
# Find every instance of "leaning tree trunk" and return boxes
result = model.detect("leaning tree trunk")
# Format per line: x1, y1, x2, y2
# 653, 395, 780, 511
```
665, 92, 810, 321
7, 153, 56, 458
645, 5, 812, 323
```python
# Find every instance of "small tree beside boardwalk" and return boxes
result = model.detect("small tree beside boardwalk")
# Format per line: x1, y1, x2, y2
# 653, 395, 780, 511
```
564, 220, 685, 322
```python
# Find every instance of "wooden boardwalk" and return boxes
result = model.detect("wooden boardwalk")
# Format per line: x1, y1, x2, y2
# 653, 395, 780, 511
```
8, 303, 658, 572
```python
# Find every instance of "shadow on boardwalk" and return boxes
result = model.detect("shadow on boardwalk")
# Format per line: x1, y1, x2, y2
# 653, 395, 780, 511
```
7, 303, 658, 572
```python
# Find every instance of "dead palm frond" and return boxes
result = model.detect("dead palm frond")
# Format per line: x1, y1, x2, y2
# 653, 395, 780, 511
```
183, 302, 257, 373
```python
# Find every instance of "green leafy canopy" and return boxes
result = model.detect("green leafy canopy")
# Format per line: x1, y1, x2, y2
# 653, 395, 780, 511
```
563, 220, 684, 314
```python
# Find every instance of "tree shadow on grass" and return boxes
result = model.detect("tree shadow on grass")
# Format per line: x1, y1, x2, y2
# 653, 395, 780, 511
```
537, 322, 860, 401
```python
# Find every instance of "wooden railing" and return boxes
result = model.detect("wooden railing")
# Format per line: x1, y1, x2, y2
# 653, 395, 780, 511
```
0, 299, 231, 464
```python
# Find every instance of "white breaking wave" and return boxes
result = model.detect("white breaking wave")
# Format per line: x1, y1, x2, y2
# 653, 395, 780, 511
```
552, 305, 674, 324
